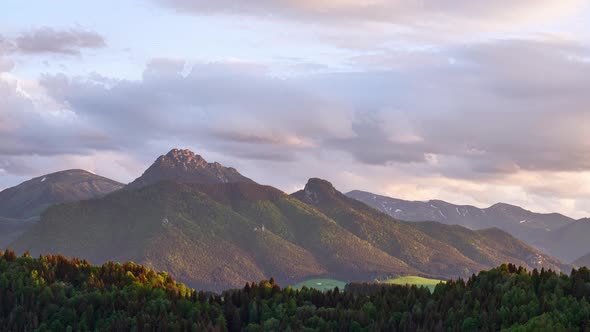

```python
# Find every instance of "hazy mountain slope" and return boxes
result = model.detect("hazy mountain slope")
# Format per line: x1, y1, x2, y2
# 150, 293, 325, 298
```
127, 148, 253, 189
410, 222, 566, 270
0, 169, 123, 248
0, 218, 37, 248
537, 219, 590, 263
347, 190, 575, 248
297, 181, 568, 274
574, 251, 590, 267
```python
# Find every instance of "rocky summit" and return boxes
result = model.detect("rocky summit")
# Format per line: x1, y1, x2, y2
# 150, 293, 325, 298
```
126, 148, 254, 189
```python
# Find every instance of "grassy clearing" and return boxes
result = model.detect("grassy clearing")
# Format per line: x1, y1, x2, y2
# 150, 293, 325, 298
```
292, 278, 346, 292
381, 276, 445, 292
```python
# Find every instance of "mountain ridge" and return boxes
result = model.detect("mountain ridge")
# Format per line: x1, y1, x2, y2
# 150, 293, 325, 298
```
295, 180, 568, 276
8, 150, 572, 290
346, 189, 580, 261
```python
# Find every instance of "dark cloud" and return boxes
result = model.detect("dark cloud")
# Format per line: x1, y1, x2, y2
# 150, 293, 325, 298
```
14, 27, 105, 55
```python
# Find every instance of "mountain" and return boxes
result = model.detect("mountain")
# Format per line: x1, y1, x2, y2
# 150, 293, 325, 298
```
538, 219, 590, 263
11, 181, 417, 291
0, 169, 124, 220
127, 148, 253, 189
575, 252, 590, 267
0, 169, 124, 246
346, 190, 575, 252
293, 179, 567, 276
9, 150, 569, 291
0, 219, 37, 250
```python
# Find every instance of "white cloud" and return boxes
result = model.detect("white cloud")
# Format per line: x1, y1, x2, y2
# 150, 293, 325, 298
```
158, 0, 583, 25
156, 0, 586, 44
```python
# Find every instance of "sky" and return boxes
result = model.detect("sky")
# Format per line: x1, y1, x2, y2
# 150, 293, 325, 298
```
1, 0, 590, 218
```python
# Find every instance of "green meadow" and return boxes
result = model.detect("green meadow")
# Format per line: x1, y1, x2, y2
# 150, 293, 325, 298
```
381, 276, 445, 292
292, 278, 347, 292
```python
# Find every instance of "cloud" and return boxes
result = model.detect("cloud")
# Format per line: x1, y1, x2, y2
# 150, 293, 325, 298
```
311, 39, 590, 178
157, 0, 581, 22
0, 72, 110, 156
9, 38, 587, 180
37, 59, 354, 162
14, 27, 106, 55
155, 0, 584, 38
0, 58, 14, 72
0, 36, 15, 54
2, 37, 590, 217
0, 27, 105, 73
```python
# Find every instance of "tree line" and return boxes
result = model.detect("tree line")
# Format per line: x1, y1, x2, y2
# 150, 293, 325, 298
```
1, 250, 590, 331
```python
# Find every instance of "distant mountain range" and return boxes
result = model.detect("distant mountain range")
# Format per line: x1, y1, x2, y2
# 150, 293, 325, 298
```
5, 149, 570, 291
346, 190, 589, 263
0, 169, 123, 246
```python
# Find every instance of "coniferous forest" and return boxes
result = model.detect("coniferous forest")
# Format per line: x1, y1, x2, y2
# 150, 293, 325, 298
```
1, 250, 590, 331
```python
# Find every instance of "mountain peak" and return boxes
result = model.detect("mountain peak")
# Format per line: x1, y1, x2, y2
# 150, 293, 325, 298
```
157, 148, 208, 170
295, 178, 338, 204
305, 178, 336, 192
0, 169, 123, 221
489, 202, 527, 213
127, 149, 253, 189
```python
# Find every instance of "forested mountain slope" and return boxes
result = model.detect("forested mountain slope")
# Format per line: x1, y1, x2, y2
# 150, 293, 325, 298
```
9, 150, 570, 291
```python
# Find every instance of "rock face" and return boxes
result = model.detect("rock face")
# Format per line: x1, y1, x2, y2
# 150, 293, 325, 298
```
127, 149, 254, 189
298, 178, 337, 205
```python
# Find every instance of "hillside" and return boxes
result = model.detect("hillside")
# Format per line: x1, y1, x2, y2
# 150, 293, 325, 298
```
10, 180, 418, 290
295, 180, 568, 275
2, 252, 589, 331
347, 190, 576, 255
575, 252, 590, 267
539, 219, 590, 263
9, 150, 570, 291
0, 218, 37, 249
0, 169, 123, 247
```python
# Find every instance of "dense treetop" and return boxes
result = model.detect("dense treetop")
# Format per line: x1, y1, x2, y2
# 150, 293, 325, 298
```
1, 250, 590, 331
